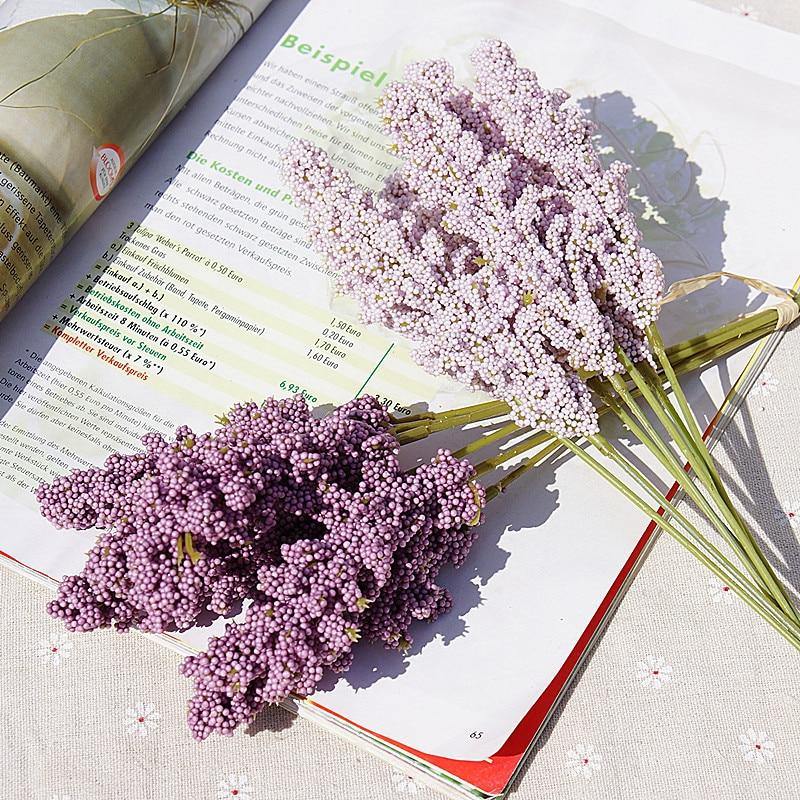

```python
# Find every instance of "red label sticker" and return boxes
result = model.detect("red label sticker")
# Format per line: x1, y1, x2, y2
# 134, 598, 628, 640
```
90, 143, 125, 201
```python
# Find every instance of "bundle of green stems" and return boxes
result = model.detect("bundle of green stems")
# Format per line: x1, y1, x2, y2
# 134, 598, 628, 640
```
389, 303, 800, 652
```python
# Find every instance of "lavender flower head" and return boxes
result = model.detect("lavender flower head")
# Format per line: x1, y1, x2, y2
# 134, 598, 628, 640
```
37, 396, 485, 739
283, 40, 663, 437
37, 396, 401, 633
181, 435, 485, 740
37, 423, 273, 634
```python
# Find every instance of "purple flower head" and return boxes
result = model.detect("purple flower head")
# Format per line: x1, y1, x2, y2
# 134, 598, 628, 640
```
180, 439, 485, 740
37, 396, 396, 633
37, 395, 486, 739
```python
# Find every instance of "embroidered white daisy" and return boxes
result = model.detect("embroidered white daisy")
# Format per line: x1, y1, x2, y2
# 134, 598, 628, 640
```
750, 371, 779, 398
217, 774, 252, 800
773, 500, 800, 528
636, 655, 673, 688
390, 769, 419, 794
566, 744, 602, 778
732, 3, 759, 20
125, 702, 161, 737
738, 728, 775, 762
707, 575, 736, 605
36, 633, 73, 667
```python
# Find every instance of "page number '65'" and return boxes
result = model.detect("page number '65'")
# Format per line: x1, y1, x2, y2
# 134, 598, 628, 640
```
469, 731, 483, 739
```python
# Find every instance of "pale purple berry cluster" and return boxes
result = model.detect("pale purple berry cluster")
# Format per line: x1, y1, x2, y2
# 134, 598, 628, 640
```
37, 395, 485, 739
283, 40, 663, 437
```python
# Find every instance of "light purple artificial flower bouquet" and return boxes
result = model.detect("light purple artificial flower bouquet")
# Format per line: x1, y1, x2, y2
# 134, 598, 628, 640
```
36, 40, 799, 739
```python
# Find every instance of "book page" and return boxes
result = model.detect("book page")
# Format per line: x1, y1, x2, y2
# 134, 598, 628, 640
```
1, 0, 799, 763
0, 0, 272, 319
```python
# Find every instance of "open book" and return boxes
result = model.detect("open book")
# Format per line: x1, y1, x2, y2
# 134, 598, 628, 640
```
2, 1, 799, 796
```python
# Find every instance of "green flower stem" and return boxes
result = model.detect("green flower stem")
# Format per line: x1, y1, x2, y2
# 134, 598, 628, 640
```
621, 346, 744, 514
473, 430, 559, 478
398, 315, 782, 501
649, 324, 714, 446
620, 346, 799, 623
452, 421, 525, 459
585, 432, 800, 645
560, 436, 800, 653
394, 401, 510, 444
597, 375, 760, 586
588, 434, 716, 548
603, 366, 747, 562
587, 431, 800, 642
663, 319, 776, 376
637, 341, 798, 623
620, 348, 776, 593
639, 358, 719, 460
646, 323, 800, 625
391, 399, 506, 430
484, 439, 565, 502
556, 314, 770, 458
391, 305, 786, 439
393, 411, 436, 425
663, 306, 783, 365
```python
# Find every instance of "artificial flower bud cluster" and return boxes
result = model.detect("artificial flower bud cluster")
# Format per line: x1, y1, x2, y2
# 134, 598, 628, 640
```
37, 395, 485, 738
36, 415, 295, 634
283, 40, 663, 437
181, 443, 483, 739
